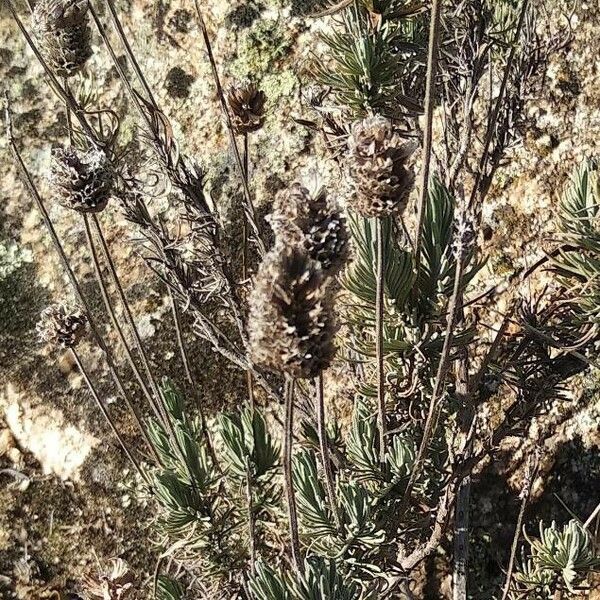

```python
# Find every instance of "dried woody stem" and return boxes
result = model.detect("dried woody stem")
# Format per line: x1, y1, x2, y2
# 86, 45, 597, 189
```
500, 452, 539, 600
71, 347, 148, 484
413, 0, 443, 270
192, 0, 266, 257
3, 96, 155, 462
82, 215, 160, 458
375, 218, 387, 464
316, 373, 342, 532
283, 377, 303, 574
402, 215, 468, 509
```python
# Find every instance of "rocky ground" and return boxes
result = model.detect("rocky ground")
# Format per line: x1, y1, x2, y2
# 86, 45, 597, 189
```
0, 0, 599, 598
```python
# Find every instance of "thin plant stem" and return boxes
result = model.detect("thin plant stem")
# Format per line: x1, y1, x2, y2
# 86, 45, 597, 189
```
5, 0, 98, 144
82, 215, 160, 459
316, 373, 342, 532
246, 458, 257, 576
500, 454, 538, 600
4, 98, 155, 461
193, 0, 266, 257
283, 377, 303, 573
375, 218, 387, 463
584, 501, 600, 529
71, 348, 149, 485
167, 284, 220, 471
452, 477, 471, 600
468, 0, 529, 211
414, 0, 443, 271
402, 226, 467, 509
242, 132, 255, 411
102, 0, 158, 108
88, 218, 201, 487
89, 216, 167, 423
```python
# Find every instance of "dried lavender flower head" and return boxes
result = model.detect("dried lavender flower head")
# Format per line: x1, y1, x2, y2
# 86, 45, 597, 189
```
269, 183, 349, 277
49, 146, 114, 213
31, 0, 92, 78
37, 304, 87, 349
249, 244, 336, 379
347, 116, 417, 218
81, 558, 135, 600
226, 82, 267, 134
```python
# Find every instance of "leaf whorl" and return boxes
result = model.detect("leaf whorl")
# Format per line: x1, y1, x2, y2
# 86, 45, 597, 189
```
248, 244, 337, 379
31, 0, 92, 78
347, 116, 416, 218
49, 146, 114, 213
270, 183, 349, 277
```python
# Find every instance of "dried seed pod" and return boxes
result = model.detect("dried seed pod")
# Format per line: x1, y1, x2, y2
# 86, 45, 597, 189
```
347, 116, 416, 218
81, 558, 135, 600
248, 245, 336, 379
37, 305, 87, 349
270, 183, 349, 277
49, 146, 114, 213
31, 0, 92, 78
226, 82, 267, 134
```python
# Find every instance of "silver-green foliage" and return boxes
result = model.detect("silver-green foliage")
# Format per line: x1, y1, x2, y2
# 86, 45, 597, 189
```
512, 520, 600, 598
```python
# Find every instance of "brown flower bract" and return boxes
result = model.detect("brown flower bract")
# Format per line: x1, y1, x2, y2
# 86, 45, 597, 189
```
248, 244, 336, 379
270, 183, 349, 277
226, 82, 267, 134
347, 116, 416, 218
37, 304, 87, 349
32, 0, 92, 78
49, 146, 114, 213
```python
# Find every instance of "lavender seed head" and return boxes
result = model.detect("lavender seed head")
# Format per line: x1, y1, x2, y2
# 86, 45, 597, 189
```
32, 0, 92, 78
37, 304, 87, 349
248, 245, 337, 379
49, 146, 114, 213
226, 82, 267, 134
347, 116, 417, 218
270, 183, 349, 277
81, 558, 135, 600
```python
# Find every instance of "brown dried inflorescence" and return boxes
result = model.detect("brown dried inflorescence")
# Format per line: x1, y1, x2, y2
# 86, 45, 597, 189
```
226, 82, 267, 134
248, 245, 336, 379
31, 0, 92, 78
81, 558, 135, 600
49, 146, 114, 213
347, 116, 416, 218
37, 305, 87, 349
270, 183, 349, 277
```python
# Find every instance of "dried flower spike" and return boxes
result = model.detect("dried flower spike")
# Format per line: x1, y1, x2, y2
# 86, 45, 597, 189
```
249, 245, 336, 379
49, 146, 114, 213
81, 558, 135, 600
37, 304, 87, 349
270, 183, 349, 277
347, 116, 416, 218
226, 82, 267, 134
31, 0, 92, 78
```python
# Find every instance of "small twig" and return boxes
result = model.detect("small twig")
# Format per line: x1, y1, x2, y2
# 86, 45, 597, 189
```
283, 377, 303, 573
193, 0, 266, 257
414, 0, 443, 270
500, 452, 539, 600
584, 501, 600, 529
316, 373, 342, 533
375, 218, 387, 464
246, 458, 257, 577
71, 348, 149, 485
